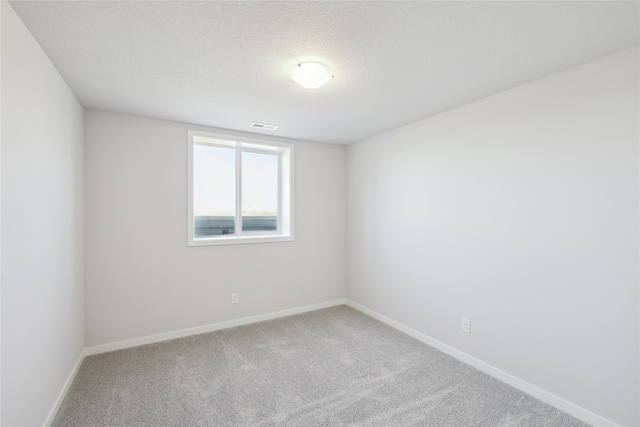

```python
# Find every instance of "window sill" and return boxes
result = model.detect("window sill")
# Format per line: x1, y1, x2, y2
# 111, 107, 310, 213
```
188, 234, 294, 247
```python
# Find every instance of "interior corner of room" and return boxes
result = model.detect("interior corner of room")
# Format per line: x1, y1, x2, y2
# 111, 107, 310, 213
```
1, 1, 639, 426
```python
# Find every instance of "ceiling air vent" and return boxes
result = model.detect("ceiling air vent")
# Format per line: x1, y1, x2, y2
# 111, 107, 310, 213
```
250, 122, 278, 131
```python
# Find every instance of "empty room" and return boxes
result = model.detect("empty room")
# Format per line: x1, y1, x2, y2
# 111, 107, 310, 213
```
1, 1, 639, 426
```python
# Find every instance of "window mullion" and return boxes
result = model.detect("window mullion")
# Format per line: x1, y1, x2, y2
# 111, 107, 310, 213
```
236, 146, 242, 236
277, 152, 282, 234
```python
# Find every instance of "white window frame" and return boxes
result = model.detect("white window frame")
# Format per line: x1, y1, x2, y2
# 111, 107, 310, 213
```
188, 130, 294, 246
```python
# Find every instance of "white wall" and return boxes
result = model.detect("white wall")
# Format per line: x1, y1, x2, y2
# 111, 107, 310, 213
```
347, 47, 639, 426
84, 110, 346, 347
1, 2, 85, 426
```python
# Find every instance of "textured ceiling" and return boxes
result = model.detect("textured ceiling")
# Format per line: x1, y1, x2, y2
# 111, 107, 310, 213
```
9, 1, 640, 145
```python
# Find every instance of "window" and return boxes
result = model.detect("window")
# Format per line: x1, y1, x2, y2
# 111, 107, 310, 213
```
188, 130, 293, 246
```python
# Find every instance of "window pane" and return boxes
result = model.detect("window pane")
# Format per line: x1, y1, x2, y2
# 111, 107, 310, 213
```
242, 151, 278, 232
193, 144, 236, 237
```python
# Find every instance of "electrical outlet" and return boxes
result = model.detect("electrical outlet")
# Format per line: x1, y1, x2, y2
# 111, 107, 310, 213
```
231, 293, 238, 304
461, 318, 470, 334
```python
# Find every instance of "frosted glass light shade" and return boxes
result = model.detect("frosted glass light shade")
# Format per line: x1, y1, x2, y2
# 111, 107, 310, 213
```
291, 62, 334, 89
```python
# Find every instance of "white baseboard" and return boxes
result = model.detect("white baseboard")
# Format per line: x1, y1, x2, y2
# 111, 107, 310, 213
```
85, 298, 347, 356
43, 348, 86, 427
345, 299, 619, 427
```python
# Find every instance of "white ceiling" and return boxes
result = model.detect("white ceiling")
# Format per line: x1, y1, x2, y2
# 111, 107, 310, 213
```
9, 1, 640, 145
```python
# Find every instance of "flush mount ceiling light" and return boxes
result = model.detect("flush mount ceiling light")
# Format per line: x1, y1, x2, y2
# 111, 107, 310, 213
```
291, 62, 334, 89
